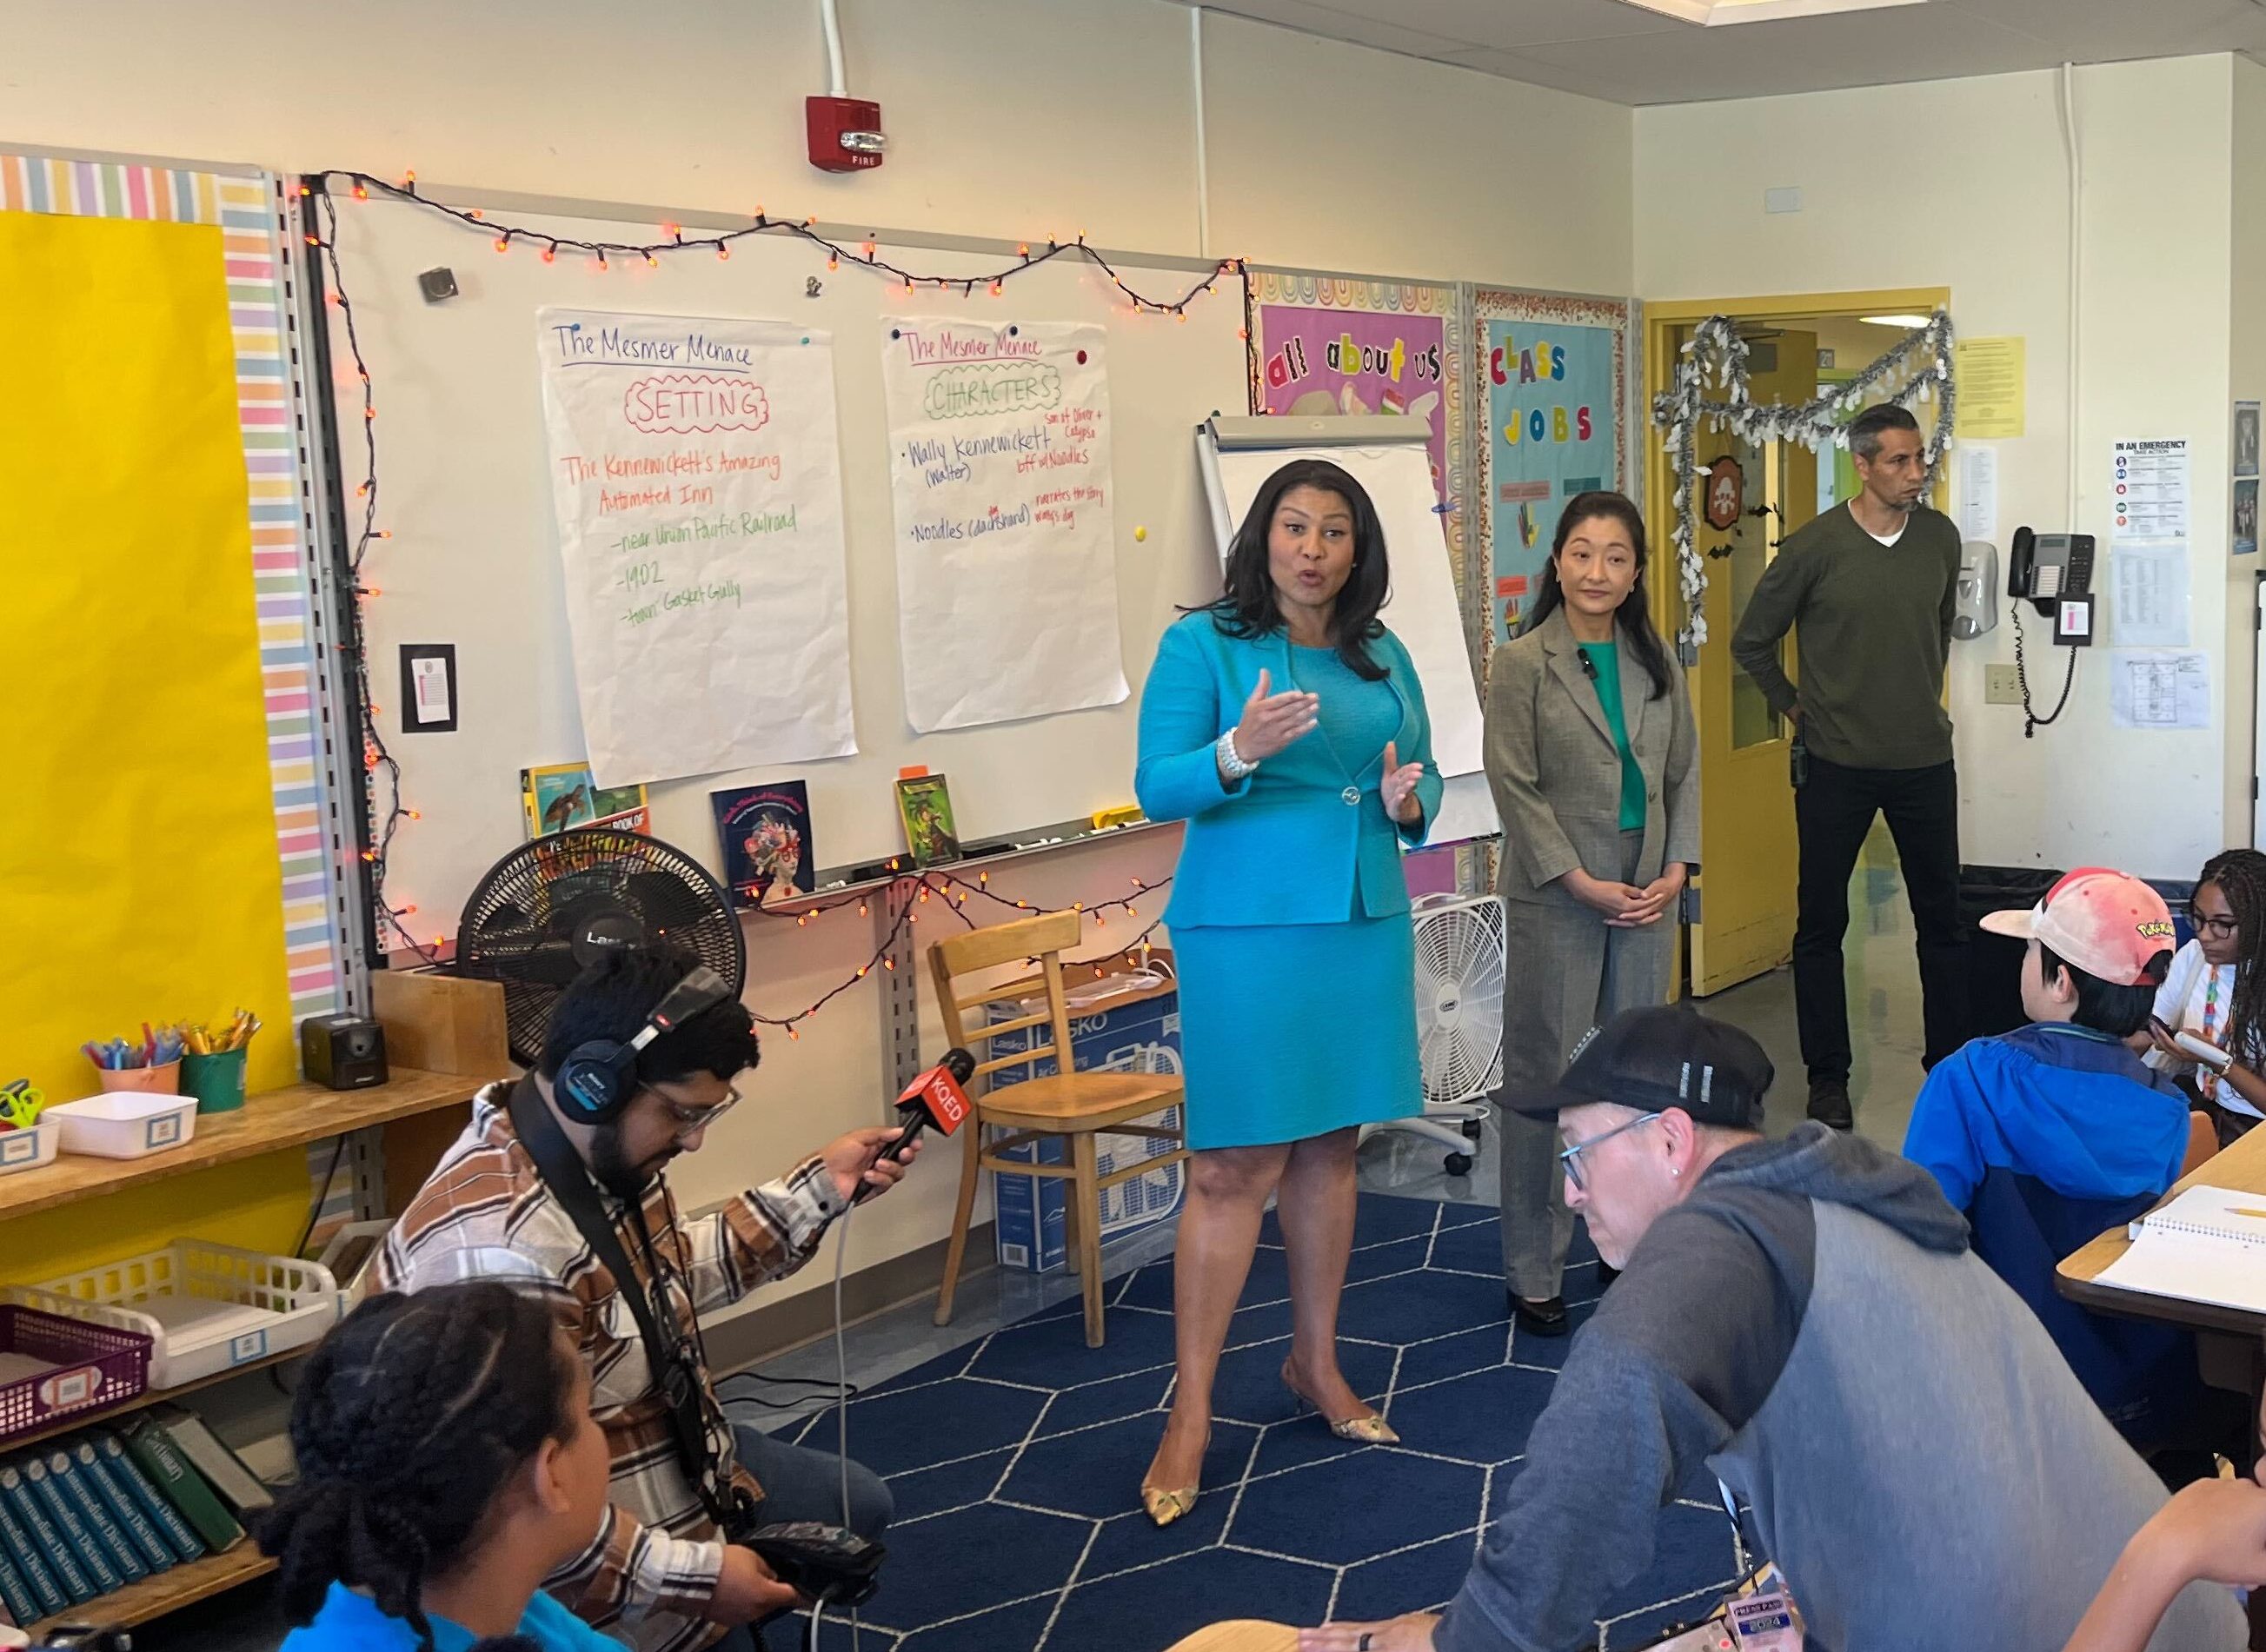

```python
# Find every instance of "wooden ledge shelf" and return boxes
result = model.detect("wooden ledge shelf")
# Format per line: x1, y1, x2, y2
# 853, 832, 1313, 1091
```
6, 1345, 303, 1456
29, 1544, 278, 1636
0, 1067, 486, 1221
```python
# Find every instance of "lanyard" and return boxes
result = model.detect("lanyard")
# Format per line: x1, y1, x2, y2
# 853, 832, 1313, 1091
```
1717, 1478, 1750, 1581
508, 1078, 743, 1529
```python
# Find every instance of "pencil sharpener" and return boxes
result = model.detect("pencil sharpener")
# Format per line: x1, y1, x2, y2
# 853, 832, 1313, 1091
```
302, 1015, 388, 1091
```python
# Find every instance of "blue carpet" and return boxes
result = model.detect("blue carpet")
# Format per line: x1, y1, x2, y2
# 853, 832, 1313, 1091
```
766, 1191, 1737, 1650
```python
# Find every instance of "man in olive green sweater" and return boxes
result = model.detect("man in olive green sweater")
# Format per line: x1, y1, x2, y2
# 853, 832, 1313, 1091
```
1731, 404, 1966, 1131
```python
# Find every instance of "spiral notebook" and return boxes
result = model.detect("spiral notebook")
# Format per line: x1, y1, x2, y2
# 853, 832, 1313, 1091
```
2094, 1185, 2266, 1313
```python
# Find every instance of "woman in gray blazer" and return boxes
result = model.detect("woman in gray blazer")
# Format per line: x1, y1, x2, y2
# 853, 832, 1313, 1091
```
1483, 490, 1698, 1336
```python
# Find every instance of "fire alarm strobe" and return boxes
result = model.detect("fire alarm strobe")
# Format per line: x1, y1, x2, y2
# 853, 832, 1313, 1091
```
807, 96, 886, 171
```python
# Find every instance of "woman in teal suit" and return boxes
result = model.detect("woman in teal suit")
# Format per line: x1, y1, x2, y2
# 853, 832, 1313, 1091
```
1133, 458, 1439, 1527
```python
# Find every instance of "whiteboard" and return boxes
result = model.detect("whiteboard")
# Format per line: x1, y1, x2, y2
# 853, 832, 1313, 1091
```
1199, 428, 1499, 845
324, 196, 1243, 929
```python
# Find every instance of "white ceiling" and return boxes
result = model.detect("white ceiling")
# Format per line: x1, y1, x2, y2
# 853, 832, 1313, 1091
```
1169, 0, 2266, 105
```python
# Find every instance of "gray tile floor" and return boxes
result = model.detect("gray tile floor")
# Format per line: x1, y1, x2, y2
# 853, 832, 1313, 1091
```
159, 827, 1929, 1649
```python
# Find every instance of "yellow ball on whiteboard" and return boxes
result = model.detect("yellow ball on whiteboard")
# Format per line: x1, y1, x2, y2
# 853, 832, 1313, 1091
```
1134, 525, 1147, 541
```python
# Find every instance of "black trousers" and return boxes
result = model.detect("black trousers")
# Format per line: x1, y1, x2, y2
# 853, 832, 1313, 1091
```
1792, 753, 1968, 1083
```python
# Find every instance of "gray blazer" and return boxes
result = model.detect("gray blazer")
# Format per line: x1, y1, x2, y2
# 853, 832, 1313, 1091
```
1483, 607, 1699, 908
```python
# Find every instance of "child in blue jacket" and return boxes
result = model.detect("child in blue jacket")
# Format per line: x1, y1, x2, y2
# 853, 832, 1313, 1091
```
1904, 867, 2188, 1213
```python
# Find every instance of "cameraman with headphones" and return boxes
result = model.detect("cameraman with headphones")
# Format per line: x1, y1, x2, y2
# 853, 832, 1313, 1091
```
374, 946, 917, 1652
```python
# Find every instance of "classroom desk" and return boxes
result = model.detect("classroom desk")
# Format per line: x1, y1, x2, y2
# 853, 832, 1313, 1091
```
2057, 1116, 2266, 1337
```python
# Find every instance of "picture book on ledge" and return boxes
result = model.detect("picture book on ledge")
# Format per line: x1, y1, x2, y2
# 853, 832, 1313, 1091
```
521, 762, 651, 838
895, 773, 960, 868
712, 781, 815, 909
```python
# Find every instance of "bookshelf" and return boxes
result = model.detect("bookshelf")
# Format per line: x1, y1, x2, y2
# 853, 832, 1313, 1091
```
26, 1544, 278, 1637
2, 973, 509, 1640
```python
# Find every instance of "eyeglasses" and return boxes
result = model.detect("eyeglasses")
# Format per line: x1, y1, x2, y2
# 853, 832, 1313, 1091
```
2190, 905, 2240, 940
653, 1083, 741, 1140
1558, 1111, 1662, 1191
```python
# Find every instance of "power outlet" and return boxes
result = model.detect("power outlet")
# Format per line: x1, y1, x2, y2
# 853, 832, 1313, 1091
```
1984, 663, 2022, 706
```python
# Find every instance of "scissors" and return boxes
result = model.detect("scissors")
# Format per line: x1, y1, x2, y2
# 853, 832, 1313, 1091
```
0, 1080, 47, 1131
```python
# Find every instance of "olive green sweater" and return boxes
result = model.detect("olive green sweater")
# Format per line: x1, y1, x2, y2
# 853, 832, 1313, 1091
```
1730, 502, 1960, 770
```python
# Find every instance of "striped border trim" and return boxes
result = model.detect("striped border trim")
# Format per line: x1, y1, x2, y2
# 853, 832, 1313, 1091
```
3, 155, 342, 1026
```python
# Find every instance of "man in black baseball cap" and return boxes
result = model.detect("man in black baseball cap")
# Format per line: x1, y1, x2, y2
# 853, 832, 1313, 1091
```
1303, 1005, 2241, 1652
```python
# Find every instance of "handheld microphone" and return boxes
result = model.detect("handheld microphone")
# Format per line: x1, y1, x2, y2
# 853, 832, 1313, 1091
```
1579, 650, 1599, 681
854, 1048, 974, 1202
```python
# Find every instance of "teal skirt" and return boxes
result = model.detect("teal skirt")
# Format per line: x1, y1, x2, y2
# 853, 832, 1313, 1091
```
1173, 912, 1423, 1150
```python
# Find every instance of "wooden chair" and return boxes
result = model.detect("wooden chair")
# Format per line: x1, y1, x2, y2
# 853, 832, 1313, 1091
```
929, 909, 1187, 1347
2184, 1109, 2219, 1178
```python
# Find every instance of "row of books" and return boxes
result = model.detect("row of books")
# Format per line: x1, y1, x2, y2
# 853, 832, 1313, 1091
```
0, 1409, 263, 1627
522, 760, 969, 908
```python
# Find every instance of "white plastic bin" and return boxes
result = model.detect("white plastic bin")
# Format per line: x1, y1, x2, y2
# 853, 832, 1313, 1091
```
7, 1241, 340, 1388
0, 1120, 59, 1176
43, 1092, 197, 1159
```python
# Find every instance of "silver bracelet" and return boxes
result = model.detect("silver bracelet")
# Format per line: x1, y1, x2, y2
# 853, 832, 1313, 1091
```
1215, 728, 1258, 780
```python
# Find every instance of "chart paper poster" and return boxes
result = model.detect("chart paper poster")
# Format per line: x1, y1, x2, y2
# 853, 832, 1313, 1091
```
2111, 438, 2191, 544
880, 319, 1127, 733
1475, 291, 1627, 644
1250, 274, 1471, 600
537, 309, 856, 786
1954, 337, 2025, 438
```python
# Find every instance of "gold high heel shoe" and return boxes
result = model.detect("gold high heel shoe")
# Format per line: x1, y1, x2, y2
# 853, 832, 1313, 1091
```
1280, 1359, 1400, 1444
1140, 1481, 1199, 1528
1140, 1428, 1207, 1529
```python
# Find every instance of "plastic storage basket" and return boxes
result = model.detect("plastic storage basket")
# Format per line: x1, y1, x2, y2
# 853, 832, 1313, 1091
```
0, 1118, 60, 1176
10, 1240, 339, 1389
0, 1300, 151, 1446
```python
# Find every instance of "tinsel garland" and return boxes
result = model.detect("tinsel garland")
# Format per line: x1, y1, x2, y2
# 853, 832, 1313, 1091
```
1651, 310, 1956, 657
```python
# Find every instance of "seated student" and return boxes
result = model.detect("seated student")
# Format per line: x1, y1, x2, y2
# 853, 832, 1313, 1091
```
2136, 847, 2266, 1147
1904, 866, 2186, 1216
258, 1282, 617, 1652
2063, 1355, 2266, 1652
1299, 1005, 2243, 1652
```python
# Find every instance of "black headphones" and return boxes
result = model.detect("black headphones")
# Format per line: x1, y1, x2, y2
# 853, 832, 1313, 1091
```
555, 965, 734, 1125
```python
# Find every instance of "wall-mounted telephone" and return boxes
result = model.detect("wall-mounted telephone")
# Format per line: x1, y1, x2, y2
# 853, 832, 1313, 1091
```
1954, 541, 1998, 640
2005, 525, 2094, 739
2007, 527, 2097, 617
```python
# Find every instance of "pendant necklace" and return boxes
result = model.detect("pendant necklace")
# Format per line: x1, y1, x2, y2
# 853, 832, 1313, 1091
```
1282, 635, 1367, 808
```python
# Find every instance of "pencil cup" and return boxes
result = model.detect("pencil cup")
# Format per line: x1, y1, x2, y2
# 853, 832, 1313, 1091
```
97, 1061, 181, 1096
181, 1049, 249, 1114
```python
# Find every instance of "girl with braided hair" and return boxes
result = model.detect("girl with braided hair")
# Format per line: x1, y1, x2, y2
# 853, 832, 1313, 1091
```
256, 1282, 614, 1652
2140, 848, 2266, 1147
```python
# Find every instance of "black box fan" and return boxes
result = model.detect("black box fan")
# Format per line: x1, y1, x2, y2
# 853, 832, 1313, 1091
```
453, 828, 746, 1065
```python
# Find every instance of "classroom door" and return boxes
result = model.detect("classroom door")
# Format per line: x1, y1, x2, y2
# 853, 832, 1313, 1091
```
1685, 328, 1816, 997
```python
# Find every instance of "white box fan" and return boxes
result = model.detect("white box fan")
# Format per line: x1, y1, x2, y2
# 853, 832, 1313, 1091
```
1362, 892, 1505, 1176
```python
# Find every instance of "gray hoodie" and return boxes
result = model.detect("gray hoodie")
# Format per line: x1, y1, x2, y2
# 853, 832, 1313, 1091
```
1433, 1124, 2244, 1652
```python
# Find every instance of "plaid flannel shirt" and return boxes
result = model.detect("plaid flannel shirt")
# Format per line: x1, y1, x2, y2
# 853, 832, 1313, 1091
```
371, 1083, 843, 1652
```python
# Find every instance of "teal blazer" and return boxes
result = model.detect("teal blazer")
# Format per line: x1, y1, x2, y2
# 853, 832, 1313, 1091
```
1135, 610, 1440, 927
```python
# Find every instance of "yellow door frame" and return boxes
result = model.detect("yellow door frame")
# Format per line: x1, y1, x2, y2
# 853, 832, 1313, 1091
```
1640, 284, 1954, 620
1641, 286, 1951, 996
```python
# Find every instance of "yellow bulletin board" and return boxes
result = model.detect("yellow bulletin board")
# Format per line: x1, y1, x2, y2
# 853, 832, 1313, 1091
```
0, 154, 343, 1277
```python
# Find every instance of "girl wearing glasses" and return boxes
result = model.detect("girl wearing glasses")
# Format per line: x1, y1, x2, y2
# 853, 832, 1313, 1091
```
2137, 848, 2266, 1146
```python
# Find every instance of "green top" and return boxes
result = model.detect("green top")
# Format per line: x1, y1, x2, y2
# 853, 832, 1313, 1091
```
1728, 501, 1961, 770
1578, 640, 1647, 832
